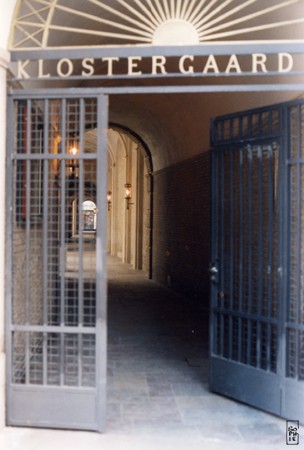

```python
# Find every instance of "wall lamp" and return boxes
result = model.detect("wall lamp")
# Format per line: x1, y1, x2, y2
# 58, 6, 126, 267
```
66, 141, 79, 178
124, 183, 133, 210
107, 191, 112, 211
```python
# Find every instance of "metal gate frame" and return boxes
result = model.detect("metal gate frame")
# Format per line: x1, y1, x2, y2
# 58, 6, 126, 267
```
210, 99, 304, 421
282, 100, 304, 420
6, 91, 108, 431
5, 86, 304, 432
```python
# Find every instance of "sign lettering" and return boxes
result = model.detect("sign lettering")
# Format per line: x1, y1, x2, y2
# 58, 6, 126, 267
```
15, 53, 296, 80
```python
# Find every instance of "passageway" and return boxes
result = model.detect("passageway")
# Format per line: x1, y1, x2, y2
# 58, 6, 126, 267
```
106, 256, 285, 443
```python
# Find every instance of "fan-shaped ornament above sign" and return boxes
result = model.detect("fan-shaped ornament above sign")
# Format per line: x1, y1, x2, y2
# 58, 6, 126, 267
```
10, 0, 304, 50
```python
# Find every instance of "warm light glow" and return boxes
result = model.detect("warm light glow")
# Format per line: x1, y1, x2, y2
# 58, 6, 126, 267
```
69, 146, 78, 156
124, 183, 132, 199
66, 143, 79, 177
107, 191, 112, 211
124, 183, 133, 210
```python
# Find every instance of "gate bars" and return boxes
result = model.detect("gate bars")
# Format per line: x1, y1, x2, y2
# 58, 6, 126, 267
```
210, 100, 304, 419
6, 93, 108, 431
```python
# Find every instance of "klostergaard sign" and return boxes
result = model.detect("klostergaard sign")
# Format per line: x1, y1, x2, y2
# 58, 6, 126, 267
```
16, 52, 295, 79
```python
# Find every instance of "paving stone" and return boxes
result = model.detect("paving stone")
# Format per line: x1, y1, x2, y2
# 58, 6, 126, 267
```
237, 421, 284, 443
105, 255, 287, 444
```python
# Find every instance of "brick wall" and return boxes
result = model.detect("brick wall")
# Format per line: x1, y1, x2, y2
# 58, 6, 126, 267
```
152, 151, 211, 308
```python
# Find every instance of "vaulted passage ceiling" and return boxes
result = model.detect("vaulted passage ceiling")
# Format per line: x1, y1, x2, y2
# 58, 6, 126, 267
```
10, 0, 304, 50
9, 0, 304, 171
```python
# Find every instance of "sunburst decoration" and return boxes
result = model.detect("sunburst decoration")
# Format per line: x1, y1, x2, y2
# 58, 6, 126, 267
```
10, 0, 304, 49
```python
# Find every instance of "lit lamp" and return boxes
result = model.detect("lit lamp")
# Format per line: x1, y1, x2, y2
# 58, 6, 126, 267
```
67, 141, 79, 177
70, 145, 78, 157
107, 191, 112, 211
124, 183, 133, 210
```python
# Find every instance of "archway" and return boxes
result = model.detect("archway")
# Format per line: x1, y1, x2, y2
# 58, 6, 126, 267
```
107, 127, 153, 275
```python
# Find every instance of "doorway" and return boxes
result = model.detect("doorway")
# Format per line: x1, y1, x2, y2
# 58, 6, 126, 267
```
6, 90, 304, 433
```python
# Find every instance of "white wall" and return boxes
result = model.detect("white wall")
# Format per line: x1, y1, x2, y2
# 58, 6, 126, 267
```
0, 0, 18, 429
0, 55, 8, 430
0, 0, 17, 49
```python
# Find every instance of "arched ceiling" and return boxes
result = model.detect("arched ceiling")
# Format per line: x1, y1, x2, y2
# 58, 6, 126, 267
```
8, 0, 304, 171
108, 90, 304, 171
10, 0, 304, 50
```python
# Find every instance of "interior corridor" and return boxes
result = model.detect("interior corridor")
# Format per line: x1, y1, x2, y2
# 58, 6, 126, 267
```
106, 256, 286, 445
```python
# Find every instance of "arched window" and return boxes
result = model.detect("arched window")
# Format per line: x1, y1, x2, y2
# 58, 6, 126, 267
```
72, 198, 97, 237
82, 200, 97, 231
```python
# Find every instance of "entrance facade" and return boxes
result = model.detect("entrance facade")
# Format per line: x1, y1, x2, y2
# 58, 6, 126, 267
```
6, 93, 108, 431
1, 0, 304, 434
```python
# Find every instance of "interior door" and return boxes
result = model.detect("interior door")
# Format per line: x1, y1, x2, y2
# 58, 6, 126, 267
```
210, 100, 304, 422
6, 93, 108, 431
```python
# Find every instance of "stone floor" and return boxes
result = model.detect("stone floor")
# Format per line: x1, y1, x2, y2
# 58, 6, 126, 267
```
0, 256, 289, 449
105, 257, 287, 448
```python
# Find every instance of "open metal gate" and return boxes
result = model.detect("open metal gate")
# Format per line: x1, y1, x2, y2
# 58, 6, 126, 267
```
6, 92, 108, 431
210, 100, 304, 421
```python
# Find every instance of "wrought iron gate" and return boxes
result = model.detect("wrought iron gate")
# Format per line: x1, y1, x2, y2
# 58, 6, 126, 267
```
210, 100, 304, 421
6, 93, 108, 431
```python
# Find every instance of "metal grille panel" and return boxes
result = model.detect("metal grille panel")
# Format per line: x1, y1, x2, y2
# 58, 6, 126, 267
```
7, 93, 108, 431
211, 101, 304, 420
286, 104, 304, 383
212, 141, 279, 372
